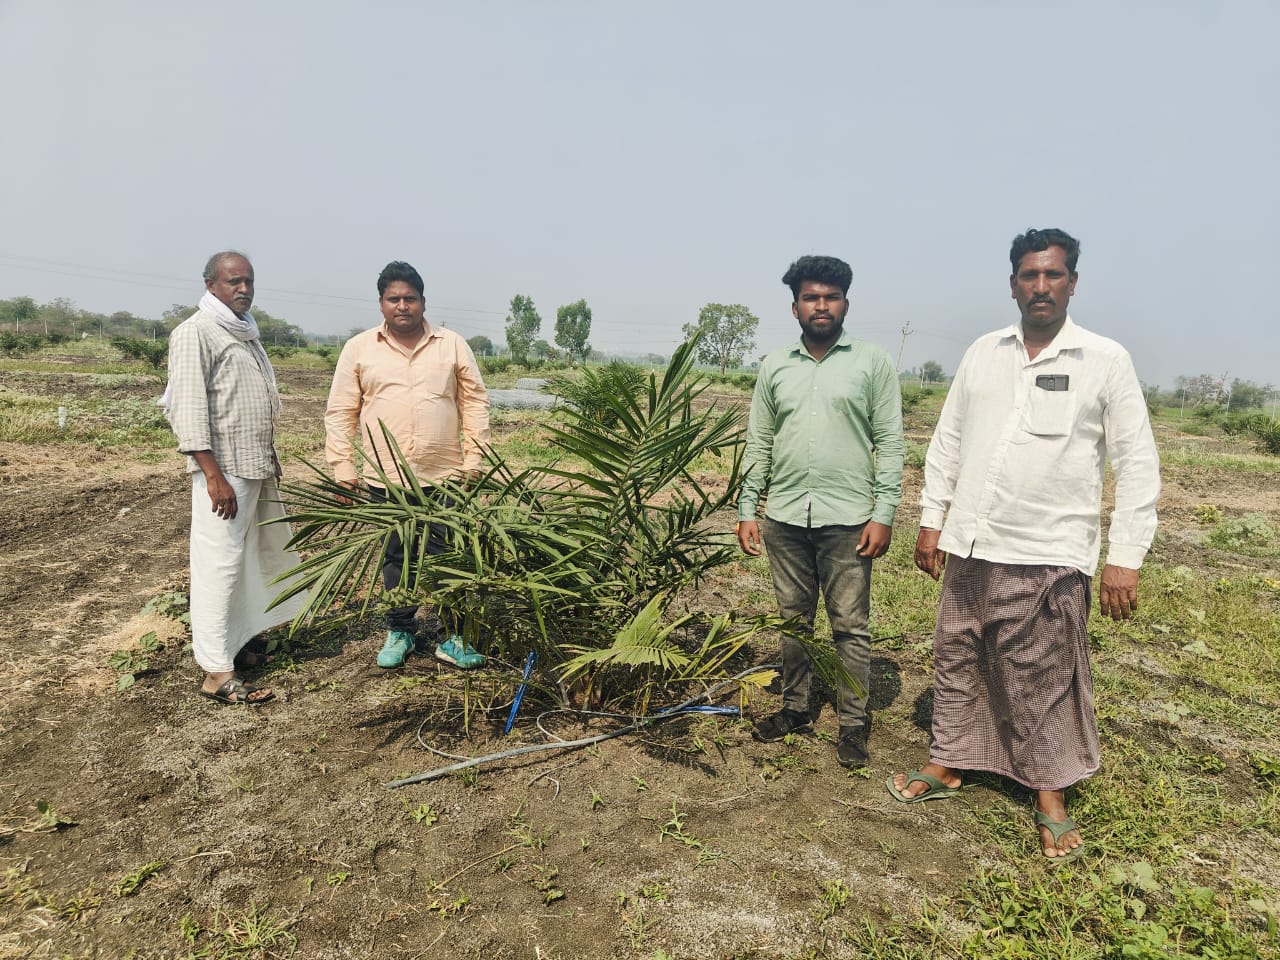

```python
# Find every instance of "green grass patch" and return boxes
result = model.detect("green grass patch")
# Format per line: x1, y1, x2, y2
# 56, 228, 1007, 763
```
0, 391, 171, 446
1160, 446, 1280, 473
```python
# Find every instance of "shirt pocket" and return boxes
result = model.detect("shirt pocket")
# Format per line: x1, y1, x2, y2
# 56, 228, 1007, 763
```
1023, 386, 1076, 437
414, 361, 456, 397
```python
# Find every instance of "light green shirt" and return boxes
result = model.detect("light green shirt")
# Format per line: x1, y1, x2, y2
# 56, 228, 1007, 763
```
739, 330, 904, 527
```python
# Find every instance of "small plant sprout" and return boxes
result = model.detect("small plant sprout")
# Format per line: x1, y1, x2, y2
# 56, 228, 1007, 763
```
818, 879, 851, 920
33, 799, 77, 831
108, 631, 159, 690
405, 802, 439, 825
114, 860, 166, 897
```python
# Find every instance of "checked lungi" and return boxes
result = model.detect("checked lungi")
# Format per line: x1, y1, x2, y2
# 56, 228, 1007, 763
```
928, 555, 1099, 791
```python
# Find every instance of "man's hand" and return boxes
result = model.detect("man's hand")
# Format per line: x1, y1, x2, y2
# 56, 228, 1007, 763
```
856, 520, 893, 559
204, 472, 237, 520
914, 527, 947, 580
336, 479, 359, 506
737, 520, 762, 556
1099, 564, 1139, 621
193, 451, 236, 520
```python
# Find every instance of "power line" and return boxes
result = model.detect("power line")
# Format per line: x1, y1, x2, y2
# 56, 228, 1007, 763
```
0, 253, 509, 317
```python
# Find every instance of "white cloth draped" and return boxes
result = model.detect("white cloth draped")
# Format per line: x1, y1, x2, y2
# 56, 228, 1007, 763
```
189, 473, 308, 672
159, 292, 280, 415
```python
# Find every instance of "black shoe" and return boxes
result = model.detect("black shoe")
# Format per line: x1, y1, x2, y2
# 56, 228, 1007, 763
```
752, 709, 812, 743
836, 726, 869, 769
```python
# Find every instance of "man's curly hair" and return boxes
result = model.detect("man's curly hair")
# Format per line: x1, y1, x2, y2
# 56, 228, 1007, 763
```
781, 255, 852, 299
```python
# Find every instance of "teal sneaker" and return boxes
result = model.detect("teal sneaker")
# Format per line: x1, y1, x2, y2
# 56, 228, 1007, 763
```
435, 635, 484, 669
377, 630, 416, 668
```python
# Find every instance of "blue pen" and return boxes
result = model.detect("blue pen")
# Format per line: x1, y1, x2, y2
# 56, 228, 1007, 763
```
504, 651, 537, 735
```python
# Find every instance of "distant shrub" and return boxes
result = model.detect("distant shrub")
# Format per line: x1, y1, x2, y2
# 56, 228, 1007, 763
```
112, 337, 168, 370
310, 345, 337, 369
704, 370, 756, 391
900, 388, 927, 413
904, 441, 927, 469
1192, 404, 1221, 420
1218, 412, 1254, 437
265, 344, 296, 360
548, 360, 647, 429
0, 332, 45, 357
1245, 414, 1280, 456
481, 357, 511, 376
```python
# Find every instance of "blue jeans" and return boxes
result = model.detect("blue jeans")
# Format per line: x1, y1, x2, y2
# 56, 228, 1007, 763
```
762, 517, 872, 731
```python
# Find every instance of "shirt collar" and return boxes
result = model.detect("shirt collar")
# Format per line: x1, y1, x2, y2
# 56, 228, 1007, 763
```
1001, 315, 1082, 357
788, 328, 855, 359
377, 320, 439, 349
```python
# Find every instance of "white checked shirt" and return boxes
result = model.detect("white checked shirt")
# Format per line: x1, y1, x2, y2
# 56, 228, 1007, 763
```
166, 311, 280, 480
920, 316, 1160, 576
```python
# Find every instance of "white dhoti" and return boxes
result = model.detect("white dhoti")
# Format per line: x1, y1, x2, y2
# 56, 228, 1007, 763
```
189, 473, 308, 673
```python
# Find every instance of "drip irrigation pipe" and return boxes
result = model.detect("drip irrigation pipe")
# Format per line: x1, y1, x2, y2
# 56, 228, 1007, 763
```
386, 662, 778, 789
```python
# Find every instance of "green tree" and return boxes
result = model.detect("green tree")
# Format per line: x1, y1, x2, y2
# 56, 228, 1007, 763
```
504, 294, 541, 364
467, 335, 494, 357
4, 296, 39, 333
250, 307, 306, 346
554, 299, 592, 364
681, 303, 758, 374
921, 360, 945, 383
532, 339, 559, 361
162, 304, 197, 330
1227, 378, 1272, 412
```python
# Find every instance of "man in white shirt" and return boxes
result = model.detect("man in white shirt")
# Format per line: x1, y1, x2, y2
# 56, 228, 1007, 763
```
887, 228, 1160, 864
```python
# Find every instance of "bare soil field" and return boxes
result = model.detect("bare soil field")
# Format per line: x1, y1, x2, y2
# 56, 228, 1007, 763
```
2, 363, 1278, 959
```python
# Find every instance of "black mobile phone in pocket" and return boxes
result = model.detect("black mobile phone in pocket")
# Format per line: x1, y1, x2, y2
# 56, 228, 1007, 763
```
1035, 374, 1070, 391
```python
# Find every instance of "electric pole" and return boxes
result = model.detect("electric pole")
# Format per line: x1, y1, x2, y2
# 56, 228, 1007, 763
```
895, 321, 913, 373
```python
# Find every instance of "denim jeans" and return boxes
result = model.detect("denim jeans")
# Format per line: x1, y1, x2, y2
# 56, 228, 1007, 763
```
369, 484, 458, 635
762, 517, 872, 731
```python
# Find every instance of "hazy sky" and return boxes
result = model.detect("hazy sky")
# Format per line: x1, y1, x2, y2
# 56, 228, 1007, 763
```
2, 1, 1276, 387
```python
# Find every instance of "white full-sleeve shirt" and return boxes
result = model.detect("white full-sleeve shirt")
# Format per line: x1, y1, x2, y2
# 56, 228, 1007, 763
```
920, 316, 1160, 577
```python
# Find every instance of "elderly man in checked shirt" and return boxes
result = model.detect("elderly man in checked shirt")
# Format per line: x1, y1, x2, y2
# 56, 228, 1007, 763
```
887, 228, 1160, 865
165, 251, 306, 706
738, 255, 904, 770
324, 260, 491, 670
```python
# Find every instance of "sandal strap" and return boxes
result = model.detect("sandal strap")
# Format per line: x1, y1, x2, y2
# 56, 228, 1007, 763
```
906, 771, 950, 793
1034, 810, 1078, 844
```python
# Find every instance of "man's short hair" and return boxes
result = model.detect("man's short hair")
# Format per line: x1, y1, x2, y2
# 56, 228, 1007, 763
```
781, 256, 853, 298
1009, 228, 1080, 274
203, 250, 251, 282
377, 261, 425, 297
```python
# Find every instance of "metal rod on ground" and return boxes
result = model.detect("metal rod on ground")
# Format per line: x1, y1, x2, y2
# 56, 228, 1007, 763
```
385, 663, 778, 789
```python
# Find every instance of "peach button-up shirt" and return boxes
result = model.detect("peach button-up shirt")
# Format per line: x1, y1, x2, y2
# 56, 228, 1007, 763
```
324, 321, 491, 487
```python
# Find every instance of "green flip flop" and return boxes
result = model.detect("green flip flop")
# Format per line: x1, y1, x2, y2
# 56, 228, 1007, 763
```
1035, 810, 1085, 865
885, 770, 961, 803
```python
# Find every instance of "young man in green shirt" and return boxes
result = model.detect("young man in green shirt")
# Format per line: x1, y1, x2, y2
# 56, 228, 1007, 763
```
738, 256, 904, 767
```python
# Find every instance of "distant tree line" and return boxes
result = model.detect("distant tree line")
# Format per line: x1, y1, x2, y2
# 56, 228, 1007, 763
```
0, 295, 311, 347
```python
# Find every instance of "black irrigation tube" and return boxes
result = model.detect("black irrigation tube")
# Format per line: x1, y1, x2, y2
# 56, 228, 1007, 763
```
385, 662, 779, 790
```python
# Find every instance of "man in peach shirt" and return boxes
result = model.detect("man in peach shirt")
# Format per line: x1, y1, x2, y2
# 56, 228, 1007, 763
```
324, 261, 491, 668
